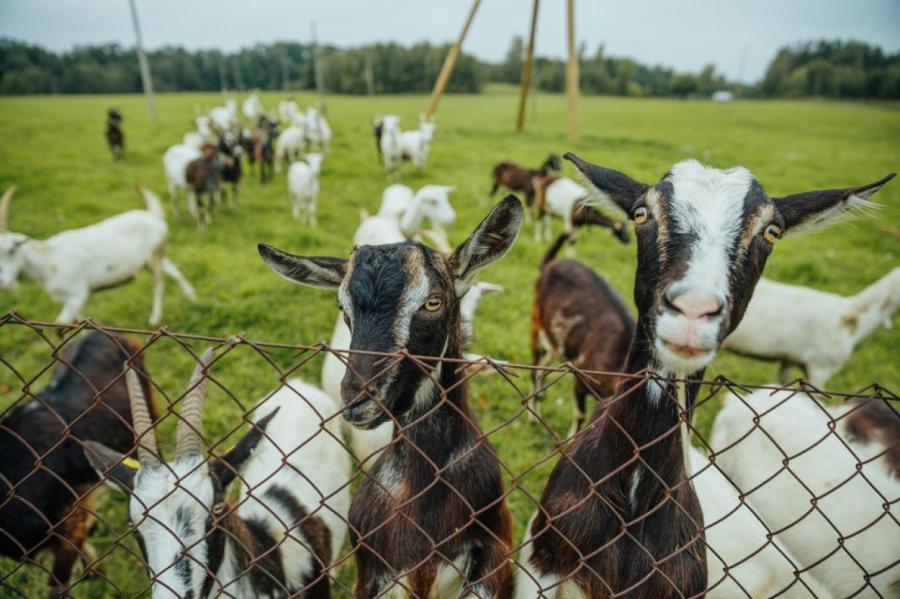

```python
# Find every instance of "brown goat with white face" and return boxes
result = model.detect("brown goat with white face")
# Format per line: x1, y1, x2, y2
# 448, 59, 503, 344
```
259, 196, 524, 599
516, 155, 894, 598
531, 233, 636, 434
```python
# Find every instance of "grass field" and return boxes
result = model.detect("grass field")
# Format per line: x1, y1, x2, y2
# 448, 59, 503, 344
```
0, 89, 898, 596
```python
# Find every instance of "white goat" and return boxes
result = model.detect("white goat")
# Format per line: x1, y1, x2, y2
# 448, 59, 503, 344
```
242, 91, 263, 123
375, 115, 402, 176
209, 99, 238, 133
278, 99, 301, 124
710, 388, 900, 597
163, 143, 202, 213
0, 187, 195, 325
723, 271, 900, 387
304, 107, 332, 154
533, 176, 590, 242
85, 349, 350, 599
354, 184, 456, 248
275, 121, 307, 173
287, 153, 324, 225
399, 116, 437, 171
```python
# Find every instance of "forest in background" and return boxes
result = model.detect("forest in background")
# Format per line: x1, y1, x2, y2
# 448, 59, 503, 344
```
1, 37, 898, 99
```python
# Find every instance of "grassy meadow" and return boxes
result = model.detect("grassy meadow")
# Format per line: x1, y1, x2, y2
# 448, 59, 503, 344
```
0, 87, 898, 596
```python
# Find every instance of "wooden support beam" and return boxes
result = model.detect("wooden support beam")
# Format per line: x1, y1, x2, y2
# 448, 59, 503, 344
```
566, 0, 580, 140
424, 0, 482, 121
516, 0, 540, 132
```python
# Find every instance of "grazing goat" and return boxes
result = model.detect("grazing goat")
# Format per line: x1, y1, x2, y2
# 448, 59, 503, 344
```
516, 154, 893, 598
398, 116, 436, 171
710, 389, 899, 597
242, 91, 263, 122
163, 142, 202, 215
0, 187, 196, 325
84, 347, 350, 599
533, 175, 630, 245
275, 121, 307, 173
0, 331, 155, 596
353, 183, 456, 248
250, 116, 278, 184
209, 99, 238, 133
723, 268, 900, 387
287, 153, 324, 225
105, 108, 124, 160
305, 107, 332, 154
530, 233, 635, 434
374, 115, 402, 176
259, 196, 524, 598
490, 154, 561, 206
185, 143, 222, 227
217, 131, 242, 206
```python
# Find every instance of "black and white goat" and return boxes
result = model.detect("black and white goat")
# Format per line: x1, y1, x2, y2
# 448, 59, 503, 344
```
533, 174, 630, 245
84, 346, 350, 599
0, 331, 155, 596
105, 108, 124, 161
516, 155, 894, 598
0, 187, 196, 325
259, 196, 524, 598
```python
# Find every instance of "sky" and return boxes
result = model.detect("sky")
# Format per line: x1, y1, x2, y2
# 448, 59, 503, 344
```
1, 0, 898, 83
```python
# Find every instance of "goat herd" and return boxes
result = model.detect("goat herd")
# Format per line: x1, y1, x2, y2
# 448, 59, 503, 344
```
1, 92, 898, 599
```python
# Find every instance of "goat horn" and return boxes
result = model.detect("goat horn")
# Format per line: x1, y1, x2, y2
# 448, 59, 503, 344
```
125, 364, 160, 466
0, 186, 17, 232
175, 347, 217, 459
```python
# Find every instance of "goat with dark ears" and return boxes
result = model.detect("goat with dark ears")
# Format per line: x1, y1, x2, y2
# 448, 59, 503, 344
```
259, 195, 523, 598
516, 155, 893, 598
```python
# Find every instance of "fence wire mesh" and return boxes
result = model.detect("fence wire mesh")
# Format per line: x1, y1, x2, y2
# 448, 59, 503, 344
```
0, 312, 897, 598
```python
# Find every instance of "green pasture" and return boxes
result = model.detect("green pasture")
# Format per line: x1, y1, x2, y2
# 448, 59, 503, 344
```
0, 89, 897, 596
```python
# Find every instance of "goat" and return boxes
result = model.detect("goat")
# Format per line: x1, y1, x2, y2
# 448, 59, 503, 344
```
490, 154, 561, 206
105, 108, 124, 161
287, 153, 325, 225
242, 91, 263, 123
0, 331, 155, 596
516, 155, 893, 598
353, 183, 456, 249
162, 142, 202, 216
278, 98, 301, 124
723, 268, 900, 387
533, 174, 630, 245
305, 107, 332, 155
0, 186, 196, 325
217, 131, 243, 207
710, 389, 899, 597
398, 116, 436, 171
250, 116, 278, 184
184, 143, 222, 227
275, 121, 307, 173
84, 346, 350, 599
374, 115, 402, 176
209, 99, 238, 134
530, 232, 635, 435
259, 196, 524, 598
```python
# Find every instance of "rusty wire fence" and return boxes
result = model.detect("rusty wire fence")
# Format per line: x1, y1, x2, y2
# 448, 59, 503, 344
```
0, 313, 897, 598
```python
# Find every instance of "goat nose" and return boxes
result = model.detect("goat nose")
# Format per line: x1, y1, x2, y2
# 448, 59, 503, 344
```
665, 289, 724, 319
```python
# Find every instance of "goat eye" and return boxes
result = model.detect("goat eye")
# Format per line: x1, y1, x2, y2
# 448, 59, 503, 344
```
633, 206, 650, 224
423, 297, 443, 312
763, 224, 783, 244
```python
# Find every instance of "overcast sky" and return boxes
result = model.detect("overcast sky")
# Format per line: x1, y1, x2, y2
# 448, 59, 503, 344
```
1, 0, 898, 83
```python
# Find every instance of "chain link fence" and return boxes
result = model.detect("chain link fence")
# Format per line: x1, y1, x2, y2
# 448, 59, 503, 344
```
0, 312, 897, 598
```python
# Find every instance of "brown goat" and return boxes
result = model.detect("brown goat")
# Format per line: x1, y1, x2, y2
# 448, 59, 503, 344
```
185, 143, 221, 227
531, 233, 636, 433
490, 154, 561, 206
0, 331, 155, 596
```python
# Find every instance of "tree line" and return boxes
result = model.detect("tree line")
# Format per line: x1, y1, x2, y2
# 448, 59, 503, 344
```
1, 37, 897, 99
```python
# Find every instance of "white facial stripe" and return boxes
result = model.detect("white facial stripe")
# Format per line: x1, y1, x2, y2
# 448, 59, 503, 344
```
669, 160, 753, 300
392, 254, 431, 349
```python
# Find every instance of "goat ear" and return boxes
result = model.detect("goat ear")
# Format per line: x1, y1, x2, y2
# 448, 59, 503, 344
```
774, 173, 894, 236
83, 440, 137, 494
258, 244, 347, 289
564, 153, 649, 216
450, 195, 523, 296
212, 407, 279, 488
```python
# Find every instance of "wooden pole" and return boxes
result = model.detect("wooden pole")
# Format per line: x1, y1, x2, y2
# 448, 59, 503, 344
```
127, 0, 156, 121
311, 21, 325, 106
424, 0, 482, 120
565, 0, 580, 140
516, 0, 540, 132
